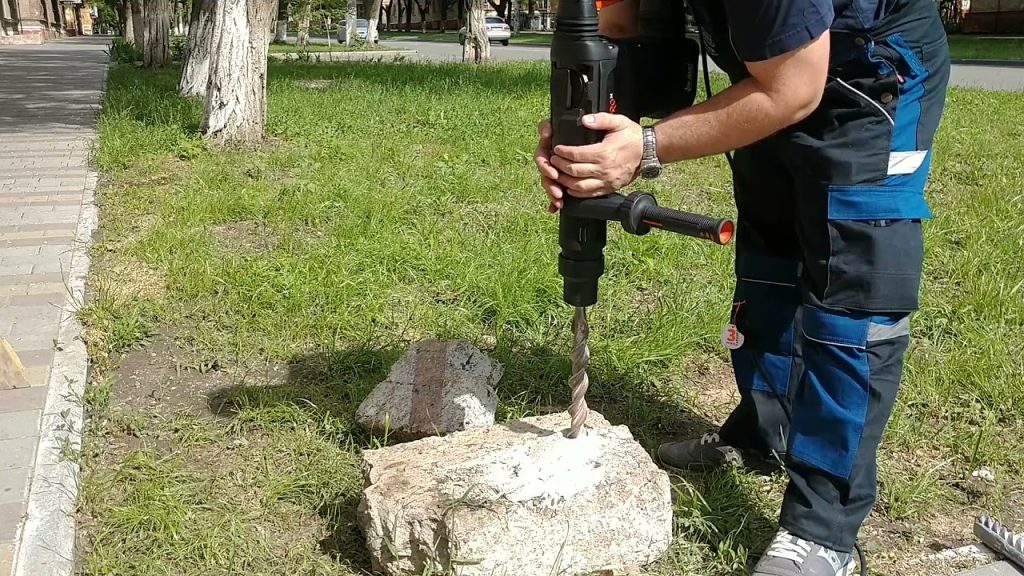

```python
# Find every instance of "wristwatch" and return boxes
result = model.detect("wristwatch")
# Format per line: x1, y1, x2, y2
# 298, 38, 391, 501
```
639, 125, 662, 180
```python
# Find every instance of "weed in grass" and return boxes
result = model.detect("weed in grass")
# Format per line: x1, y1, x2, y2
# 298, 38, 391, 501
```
78, 60, 1024, 576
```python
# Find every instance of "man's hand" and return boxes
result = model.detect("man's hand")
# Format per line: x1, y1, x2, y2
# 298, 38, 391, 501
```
534, 114, 644, 212
550, 113, 643, 198
534, 120, 565, 213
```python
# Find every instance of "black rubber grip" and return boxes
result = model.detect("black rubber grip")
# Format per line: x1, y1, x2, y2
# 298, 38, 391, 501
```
640, 204, 734, 245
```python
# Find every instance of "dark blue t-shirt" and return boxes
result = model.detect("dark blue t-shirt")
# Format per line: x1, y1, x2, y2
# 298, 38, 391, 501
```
723, 0, 833, 61
705, 0, 889, 62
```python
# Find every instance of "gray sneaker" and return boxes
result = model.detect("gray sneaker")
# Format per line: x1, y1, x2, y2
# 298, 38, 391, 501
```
656, 432, 745, 471
752, 529, 856, 576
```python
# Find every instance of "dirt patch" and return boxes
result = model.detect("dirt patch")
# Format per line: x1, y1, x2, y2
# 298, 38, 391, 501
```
681, 358, 738, 426
212, 220, 279, 256
111, 333, 274, 416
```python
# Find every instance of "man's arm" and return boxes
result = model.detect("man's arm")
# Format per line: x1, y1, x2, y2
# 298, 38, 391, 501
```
597, 0, 639, 38
652, 31, 831, 163
544, 31, 831, 197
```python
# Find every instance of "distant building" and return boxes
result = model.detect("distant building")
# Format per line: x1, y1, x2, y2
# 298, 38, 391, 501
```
961, 0, 1024, 33
1, 0, 92, 45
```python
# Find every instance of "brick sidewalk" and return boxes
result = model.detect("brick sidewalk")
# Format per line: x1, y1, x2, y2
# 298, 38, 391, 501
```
0, 37, 109, 575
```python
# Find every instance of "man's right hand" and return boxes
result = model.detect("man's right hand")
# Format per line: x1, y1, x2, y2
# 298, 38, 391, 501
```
534, 120, 565, 213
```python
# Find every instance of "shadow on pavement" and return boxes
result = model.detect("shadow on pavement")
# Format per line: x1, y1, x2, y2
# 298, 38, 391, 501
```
0, 37, 112, 134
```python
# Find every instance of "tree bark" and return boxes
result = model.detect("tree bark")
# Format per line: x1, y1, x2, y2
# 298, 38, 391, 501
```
274, 0, 289, 42
297, 0, 311, 47
346, 1, 357, 44
367, 0, 383, 43
131, 0, 145, 48
403, 0, 412, 32
144, 0, 171, 68
178, 0, 216, 97
413, 0, 427, 33
122, 0, 135, 43
202, 0, 278, 147
462, 0, 489, 63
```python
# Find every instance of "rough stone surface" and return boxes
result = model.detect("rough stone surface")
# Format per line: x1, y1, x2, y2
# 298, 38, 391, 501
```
358, 411, 673, 576
356, 340, 502, 439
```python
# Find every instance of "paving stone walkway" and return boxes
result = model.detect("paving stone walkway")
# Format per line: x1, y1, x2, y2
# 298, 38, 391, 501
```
0, 37, 109, 576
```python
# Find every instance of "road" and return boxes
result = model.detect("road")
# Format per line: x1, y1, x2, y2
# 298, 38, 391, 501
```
379, 39, 1024, 91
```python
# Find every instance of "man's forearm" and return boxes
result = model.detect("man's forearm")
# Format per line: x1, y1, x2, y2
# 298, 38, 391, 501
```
653, 77, 818, 163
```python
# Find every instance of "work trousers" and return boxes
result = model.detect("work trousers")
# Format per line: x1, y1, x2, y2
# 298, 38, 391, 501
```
715, 0, 951, 553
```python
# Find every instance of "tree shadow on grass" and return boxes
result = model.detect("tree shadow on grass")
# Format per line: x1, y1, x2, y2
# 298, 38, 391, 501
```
208, 340, 776, 572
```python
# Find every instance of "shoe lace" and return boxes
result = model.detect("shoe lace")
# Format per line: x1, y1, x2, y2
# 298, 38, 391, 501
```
700, 433, 721, 445
765, 531, 813, 565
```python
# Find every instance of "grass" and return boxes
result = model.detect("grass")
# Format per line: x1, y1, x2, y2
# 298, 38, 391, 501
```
380, 30, 553, 45
947, 35, 1024, 61
77, 59, 1024, 576
268, 41, 385, 53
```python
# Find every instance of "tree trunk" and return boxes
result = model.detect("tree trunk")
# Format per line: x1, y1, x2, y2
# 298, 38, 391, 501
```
297, 0, 311, 47
178, 0, 216, 97
367, 0, 383, 43
345, 1, 357, 45
396, 0, 405, 31
122, 0, 135, 42
144, 0, 172, 68
462, 0, 489, 62
202, 0, 278, 147
131, 0, 145, 48
274, 0, 289, 42
404, 0, 412, 32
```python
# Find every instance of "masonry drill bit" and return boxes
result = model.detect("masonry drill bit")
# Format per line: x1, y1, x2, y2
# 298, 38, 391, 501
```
567, 306, 591, 439
975, 516, 1024, 571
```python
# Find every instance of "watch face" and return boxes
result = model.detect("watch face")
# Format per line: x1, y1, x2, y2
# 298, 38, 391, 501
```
640, 164, 662, 179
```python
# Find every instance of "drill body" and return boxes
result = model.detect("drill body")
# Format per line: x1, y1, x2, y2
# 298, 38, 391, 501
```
550, 0, 619, 308
550, 0, 715, 308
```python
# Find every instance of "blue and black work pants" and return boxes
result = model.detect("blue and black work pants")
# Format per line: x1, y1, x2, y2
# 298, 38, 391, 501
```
717, 0, 951, 553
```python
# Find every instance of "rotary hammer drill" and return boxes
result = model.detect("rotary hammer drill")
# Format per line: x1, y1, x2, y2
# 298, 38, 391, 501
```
549, 0, 734, 437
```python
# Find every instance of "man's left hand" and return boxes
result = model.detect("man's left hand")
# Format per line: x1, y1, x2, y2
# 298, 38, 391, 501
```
550, 113, 644, 197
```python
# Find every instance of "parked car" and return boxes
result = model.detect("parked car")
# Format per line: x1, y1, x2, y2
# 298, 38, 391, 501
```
459, 16, 512, 46
337, 18, 378, 43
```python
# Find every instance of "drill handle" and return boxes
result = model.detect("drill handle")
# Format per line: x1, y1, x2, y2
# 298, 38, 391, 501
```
561, 192, 734, 246
640, 202, 734, 246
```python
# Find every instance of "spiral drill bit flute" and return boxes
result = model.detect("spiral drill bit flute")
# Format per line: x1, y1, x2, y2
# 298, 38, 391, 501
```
548, 0, 734, 438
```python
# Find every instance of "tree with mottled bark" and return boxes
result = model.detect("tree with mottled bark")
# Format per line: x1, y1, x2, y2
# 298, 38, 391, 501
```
118, 0, 134, 42
297, 0, 312, 48
462, 0, 490, 63
178, 0, 216, 97
144, 0, 172, 68
131, 0, 145, 48
274, 0, 290, 42
202, 0, 278, 147
366, 0, 383, 43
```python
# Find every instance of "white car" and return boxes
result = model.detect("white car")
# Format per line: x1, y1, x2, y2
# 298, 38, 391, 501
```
459, 16, 511, 46
337, 18, 378, 43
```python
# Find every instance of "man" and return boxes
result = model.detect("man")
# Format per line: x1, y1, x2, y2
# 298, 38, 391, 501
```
534, 0, 950, 573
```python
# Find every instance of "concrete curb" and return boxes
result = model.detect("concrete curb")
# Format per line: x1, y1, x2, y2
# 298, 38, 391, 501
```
951, 59, 1024, 68
11, 172, 97, 576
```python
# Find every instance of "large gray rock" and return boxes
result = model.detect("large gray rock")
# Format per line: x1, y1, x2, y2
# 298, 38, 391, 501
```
357, 411, 673, 576
356, 340, 502, 439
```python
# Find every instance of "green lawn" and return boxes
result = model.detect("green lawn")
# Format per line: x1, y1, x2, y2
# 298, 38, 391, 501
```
380, 30, 553, 45
268, 41, 384, 53
947, 35, 1024, 61
77, 60, 1024, 576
